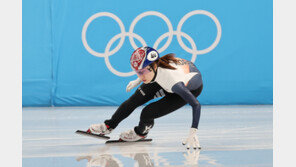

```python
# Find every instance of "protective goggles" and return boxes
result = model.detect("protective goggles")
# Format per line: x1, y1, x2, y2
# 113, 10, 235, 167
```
135, 67, 153, 75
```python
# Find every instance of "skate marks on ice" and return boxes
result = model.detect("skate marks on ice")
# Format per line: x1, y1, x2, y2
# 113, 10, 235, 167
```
23, 105, 273, 166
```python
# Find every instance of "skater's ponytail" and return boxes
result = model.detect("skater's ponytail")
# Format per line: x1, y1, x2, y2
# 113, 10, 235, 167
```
151, 53, 178, 70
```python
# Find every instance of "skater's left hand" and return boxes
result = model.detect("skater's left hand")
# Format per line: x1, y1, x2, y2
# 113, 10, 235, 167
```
182, 128, 201, 149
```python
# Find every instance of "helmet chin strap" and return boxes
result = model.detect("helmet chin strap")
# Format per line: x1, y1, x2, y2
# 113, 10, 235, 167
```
150, 64, 158, 82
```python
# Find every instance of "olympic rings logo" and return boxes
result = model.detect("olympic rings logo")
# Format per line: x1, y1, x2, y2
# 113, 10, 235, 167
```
82, 10, 222, 77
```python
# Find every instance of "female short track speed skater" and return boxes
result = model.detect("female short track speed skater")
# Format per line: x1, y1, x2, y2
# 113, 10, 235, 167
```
88, 46, 203, 149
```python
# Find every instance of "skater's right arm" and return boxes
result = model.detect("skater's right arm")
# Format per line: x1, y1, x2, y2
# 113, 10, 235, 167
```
126, 77, 142, 92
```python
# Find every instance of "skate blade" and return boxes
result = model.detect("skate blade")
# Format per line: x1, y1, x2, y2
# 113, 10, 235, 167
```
75, 130, 110, 140
105, 138, 152, 144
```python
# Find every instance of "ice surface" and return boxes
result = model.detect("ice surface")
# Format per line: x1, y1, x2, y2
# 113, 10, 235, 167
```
23, 105, 273, 167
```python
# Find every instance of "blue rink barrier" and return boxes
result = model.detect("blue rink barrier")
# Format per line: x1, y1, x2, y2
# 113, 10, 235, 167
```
22, 0, 272, 106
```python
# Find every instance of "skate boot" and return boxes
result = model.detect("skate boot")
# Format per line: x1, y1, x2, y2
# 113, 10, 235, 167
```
88, 123, 113, 135
119, 129, 146, 142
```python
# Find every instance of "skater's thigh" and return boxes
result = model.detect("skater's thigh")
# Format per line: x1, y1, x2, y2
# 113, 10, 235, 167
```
142, 93, 187, 119
130, 82, 164, 105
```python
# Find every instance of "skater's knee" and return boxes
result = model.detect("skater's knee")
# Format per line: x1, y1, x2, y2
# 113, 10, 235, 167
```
140, 106, 153, 120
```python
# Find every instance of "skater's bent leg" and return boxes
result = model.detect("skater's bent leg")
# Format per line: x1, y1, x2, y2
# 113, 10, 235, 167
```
105, 82, 163, 129
135, 94, 187, 135
135, 85, 203, 135
105, 98, 139, 129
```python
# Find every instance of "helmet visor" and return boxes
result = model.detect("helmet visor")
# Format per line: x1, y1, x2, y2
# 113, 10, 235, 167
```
135, 67, 152, 76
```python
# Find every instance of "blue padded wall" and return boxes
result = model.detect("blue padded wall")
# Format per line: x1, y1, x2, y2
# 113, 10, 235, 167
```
23, 0, 272, 106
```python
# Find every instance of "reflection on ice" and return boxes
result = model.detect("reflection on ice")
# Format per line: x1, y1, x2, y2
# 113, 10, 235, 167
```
77, 154, 125, 167
76, 153, 153, 167
75, 144, 204, 167
183, 150, 200, 166
76, 150, 202, 167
